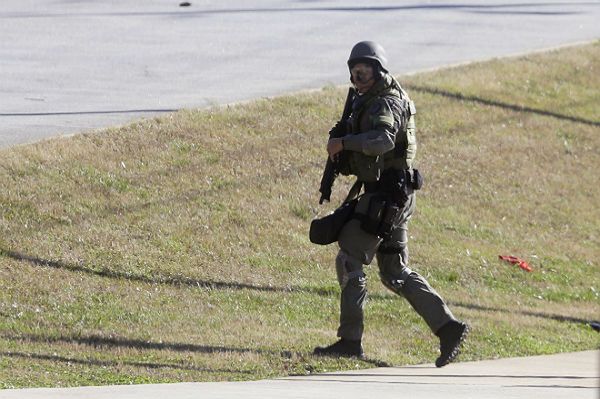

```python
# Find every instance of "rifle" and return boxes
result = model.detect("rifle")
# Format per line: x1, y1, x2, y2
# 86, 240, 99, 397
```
318, 87, 356, 204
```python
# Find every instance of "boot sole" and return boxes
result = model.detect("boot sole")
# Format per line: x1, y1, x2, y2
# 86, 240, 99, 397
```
435, 324, 470, 368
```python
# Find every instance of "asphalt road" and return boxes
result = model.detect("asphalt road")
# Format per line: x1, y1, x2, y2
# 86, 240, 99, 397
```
1, 0, 599, 147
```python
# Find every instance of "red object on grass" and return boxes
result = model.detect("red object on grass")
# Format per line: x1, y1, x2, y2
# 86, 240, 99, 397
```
498, 255, 533, 272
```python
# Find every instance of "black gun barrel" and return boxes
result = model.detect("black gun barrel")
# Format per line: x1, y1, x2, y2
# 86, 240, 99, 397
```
318, 87, 356, 203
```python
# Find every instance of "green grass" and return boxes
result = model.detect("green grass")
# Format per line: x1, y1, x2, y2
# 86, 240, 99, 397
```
1, 42, 599, 388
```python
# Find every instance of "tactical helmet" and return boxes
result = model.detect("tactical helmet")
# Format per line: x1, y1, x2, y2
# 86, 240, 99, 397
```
347, 41, 388, 73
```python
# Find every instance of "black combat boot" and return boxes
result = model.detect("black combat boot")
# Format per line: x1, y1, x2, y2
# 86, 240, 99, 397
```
313, 338, 364, 358
435, 321, 470, 368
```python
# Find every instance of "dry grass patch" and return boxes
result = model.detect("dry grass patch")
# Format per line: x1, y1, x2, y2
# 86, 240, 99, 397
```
1, 42, 599, 388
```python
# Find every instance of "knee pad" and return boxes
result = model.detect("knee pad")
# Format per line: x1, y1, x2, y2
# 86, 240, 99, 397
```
380, 266, 414, 295
336, 250, 366, 290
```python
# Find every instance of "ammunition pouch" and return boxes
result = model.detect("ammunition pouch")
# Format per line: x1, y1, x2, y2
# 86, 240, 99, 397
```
355, 168, 423, 239
410, 168, 424, 190
354, 195, 402, 239
309, 199, 358, 245
335, 151, 351, 176
348, 152, 383, 182
364, 168, 423, 204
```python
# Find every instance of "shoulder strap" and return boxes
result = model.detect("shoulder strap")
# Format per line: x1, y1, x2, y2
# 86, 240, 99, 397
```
344, 179, 363, 203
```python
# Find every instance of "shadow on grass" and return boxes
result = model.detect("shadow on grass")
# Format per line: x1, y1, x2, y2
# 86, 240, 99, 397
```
0, 350, 252, 374
3, 248, 596, 332
3, 333, 390, 368
0, 248, 336, 297
405, 84, 600, 128
2, 250, 394, 367
450, 301, 600, 329
7, 332, 284, 356
4, 248, 597, 324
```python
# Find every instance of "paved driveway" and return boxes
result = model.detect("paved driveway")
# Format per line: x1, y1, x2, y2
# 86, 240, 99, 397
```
0, 350, 597, 399
1, 0, 599, 147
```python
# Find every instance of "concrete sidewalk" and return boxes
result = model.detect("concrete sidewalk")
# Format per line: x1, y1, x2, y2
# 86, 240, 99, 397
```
1, 350, 597, 399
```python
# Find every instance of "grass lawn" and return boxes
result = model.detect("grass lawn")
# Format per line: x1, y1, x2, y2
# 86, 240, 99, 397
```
0, 41, 598, 388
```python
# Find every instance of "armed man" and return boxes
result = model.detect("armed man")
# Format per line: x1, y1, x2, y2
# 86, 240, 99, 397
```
311, 41, 469, 367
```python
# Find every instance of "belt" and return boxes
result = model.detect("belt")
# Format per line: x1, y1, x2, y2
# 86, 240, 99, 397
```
363, 169, 408, 194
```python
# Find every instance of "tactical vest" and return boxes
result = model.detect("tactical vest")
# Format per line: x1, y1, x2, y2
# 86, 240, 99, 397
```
343, 75, 417, 182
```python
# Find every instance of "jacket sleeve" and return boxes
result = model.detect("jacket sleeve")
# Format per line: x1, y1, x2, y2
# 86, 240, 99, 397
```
341, 99, 398, 156
342, 126, 396, 156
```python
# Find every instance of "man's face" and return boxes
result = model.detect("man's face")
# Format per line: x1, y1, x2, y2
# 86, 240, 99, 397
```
350, 63, 375, 94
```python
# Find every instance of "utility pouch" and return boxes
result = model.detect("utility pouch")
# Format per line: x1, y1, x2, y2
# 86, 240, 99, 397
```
336, 151, 351, 176
309, 199, 358, 245
359, 195, 387, 236
396, 169, 423, 204
349, 153, 383, 182
411, 169, 424, 190
357, 195, 402, 239
379, 204, 402, 239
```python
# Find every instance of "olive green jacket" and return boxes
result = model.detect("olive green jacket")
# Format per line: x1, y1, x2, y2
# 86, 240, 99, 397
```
341, 74, 416, 181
